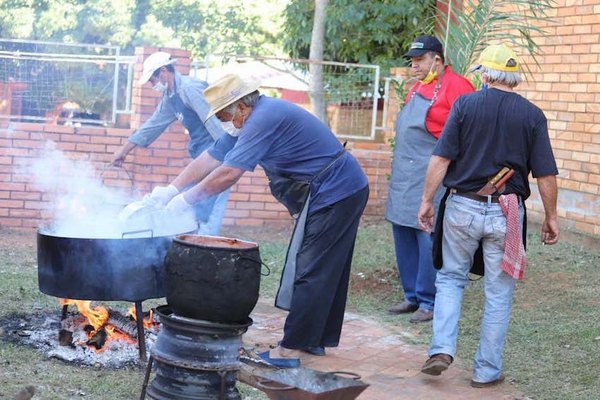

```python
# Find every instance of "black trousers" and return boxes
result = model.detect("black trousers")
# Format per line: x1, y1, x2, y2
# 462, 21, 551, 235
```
280, 185, 369, 350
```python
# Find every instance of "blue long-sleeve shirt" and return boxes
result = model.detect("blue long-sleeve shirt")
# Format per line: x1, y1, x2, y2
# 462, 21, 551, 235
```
129, 72, 225, 151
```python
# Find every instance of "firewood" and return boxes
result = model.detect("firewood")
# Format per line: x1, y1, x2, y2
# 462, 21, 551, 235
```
107, 309, 138, 339
86, 328, 107, 350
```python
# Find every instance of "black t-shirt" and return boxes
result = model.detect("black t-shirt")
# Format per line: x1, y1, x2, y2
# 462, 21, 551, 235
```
433, 88, 558, 199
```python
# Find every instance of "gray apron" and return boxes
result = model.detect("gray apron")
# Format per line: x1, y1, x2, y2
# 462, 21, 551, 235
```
385, 87, 445, 229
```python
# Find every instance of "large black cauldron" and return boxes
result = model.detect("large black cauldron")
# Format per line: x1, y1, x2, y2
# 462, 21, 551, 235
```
165, 235, 262, 323
37, 229, 172, 302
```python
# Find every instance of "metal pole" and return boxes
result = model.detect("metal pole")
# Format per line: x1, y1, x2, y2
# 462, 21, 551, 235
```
61, 304, 69, 320
370, 65, 381, 141
112, 47, 120, 124
139, 356, 154, 400
135, 301, 147, 362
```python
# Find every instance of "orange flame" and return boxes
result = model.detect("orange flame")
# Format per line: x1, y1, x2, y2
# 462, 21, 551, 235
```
127, 305, 155, 329
60, 299, 152, 352
60, 298, 108, 330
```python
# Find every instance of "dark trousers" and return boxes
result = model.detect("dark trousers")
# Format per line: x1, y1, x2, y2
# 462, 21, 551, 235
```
280, 185, 369, 349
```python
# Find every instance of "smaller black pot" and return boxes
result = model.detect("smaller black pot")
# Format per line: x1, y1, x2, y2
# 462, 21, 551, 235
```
165, 235, 262, 323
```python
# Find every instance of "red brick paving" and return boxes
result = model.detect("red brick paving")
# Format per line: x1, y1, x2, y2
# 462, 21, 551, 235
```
244, 299, 523, 400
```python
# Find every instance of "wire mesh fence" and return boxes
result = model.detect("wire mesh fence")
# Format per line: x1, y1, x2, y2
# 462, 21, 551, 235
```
192, 55, 387, 141
0, 39, 135, 126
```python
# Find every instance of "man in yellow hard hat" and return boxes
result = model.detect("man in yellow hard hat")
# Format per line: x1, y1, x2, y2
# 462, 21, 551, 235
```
417, 44, 559, 387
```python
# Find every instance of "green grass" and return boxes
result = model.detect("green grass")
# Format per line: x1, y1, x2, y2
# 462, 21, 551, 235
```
1, 222, 599, 399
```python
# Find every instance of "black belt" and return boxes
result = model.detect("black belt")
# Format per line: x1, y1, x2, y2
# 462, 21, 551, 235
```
450, 189, 500, 203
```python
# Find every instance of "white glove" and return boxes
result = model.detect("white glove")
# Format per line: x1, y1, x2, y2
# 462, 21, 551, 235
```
165, 193, 194, 215
148, 184, 179, 207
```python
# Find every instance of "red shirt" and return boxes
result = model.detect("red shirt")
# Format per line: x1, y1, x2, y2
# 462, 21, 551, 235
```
405, 66, 474, 138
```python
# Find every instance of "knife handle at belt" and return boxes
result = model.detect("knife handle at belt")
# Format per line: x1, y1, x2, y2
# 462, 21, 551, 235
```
493, 168, 515, 191
489, 167, 511, 186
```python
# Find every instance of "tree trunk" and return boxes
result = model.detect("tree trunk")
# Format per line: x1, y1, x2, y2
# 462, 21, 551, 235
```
309, 0, 328, 124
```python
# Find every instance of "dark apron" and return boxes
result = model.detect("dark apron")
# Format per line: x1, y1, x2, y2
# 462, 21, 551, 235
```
166, 90, 217, 222
269, 149, 346, 310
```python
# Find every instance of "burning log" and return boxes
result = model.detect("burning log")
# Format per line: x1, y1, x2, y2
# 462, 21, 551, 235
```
86, 327, 108, 350
107, 309, 138, 339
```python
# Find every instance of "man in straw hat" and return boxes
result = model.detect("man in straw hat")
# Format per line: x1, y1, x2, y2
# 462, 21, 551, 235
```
417, 44, 559, 387
157, 73, 369, 368
111, 51, 230, 236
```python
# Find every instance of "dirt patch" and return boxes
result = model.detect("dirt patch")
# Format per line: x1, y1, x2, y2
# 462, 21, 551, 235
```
221, 223, 293, 243
0, 226, 36, 249
350, 268, 398, 294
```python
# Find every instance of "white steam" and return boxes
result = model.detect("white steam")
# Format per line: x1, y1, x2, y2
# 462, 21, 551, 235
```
23, 141, 196, 238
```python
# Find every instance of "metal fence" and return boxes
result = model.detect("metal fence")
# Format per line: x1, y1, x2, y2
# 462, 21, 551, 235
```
0, 39, 135, 126
192, 55, 388, 141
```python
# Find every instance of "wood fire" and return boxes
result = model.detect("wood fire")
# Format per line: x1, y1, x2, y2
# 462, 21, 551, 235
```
58, 299, 156, 352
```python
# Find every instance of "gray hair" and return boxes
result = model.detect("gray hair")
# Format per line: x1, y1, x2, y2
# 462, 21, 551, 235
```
223, 91, 261, 114
479, 66, 522, 88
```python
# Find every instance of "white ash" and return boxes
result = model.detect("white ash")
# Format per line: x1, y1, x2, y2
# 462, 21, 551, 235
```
21, 314, 157, 368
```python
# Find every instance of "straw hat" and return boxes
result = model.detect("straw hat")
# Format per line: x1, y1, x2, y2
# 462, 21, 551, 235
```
203, 74, 261, 121
139, 52, 176, 85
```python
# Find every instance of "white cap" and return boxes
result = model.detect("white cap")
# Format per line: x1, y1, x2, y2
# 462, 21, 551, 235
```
139, 52, 176, 85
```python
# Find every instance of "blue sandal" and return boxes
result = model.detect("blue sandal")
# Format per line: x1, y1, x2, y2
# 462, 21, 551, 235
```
258, 350, 300, 368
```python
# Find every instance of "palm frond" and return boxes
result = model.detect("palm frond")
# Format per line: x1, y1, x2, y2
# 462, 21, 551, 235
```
436, 0, 555, 79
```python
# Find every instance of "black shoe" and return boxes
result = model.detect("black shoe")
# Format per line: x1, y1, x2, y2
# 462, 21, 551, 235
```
421, 353, 453, 376
388, 301, 419, 314
409, 309, 433, 323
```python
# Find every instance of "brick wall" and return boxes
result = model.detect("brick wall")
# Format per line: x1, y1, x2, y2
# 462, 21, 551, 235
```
0, 124, 390, 229
517, 0, 600, 236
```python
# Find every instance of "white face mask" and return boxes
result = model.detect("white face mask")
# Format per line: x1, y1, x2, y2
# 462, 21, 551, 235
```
152, 81, 167, 93
220, 110, 243, 137
221, 120, 241, 137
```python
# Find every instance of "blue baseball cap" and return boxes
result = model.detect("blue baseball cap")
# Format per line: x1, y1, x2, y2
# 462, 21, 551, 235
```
404, 35, 444, 58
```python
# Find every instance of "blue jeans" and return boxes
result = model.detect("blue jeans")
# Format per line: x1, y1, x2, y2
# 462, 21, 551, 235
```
392, 225, 437, 311
429, 194, 520, 382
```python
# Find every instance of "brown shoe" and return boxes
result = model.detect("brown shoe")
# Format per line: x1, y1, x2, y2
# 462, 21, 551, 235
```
388, 301, 418, 314
471, 374, 506, 388
421, 353, 453, 376
410, 309, 433, 323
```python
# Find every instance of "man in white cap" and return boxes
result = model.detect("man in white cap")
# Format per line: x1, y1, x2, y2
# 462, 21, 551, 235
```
417, 44, 559, 387
111, 51, 229, 235
154, 73, 369, 368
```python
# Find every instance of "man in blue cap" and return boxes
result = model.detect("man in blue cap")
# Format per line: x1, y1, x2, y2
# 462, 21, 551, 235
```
386, 35, 474, 323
